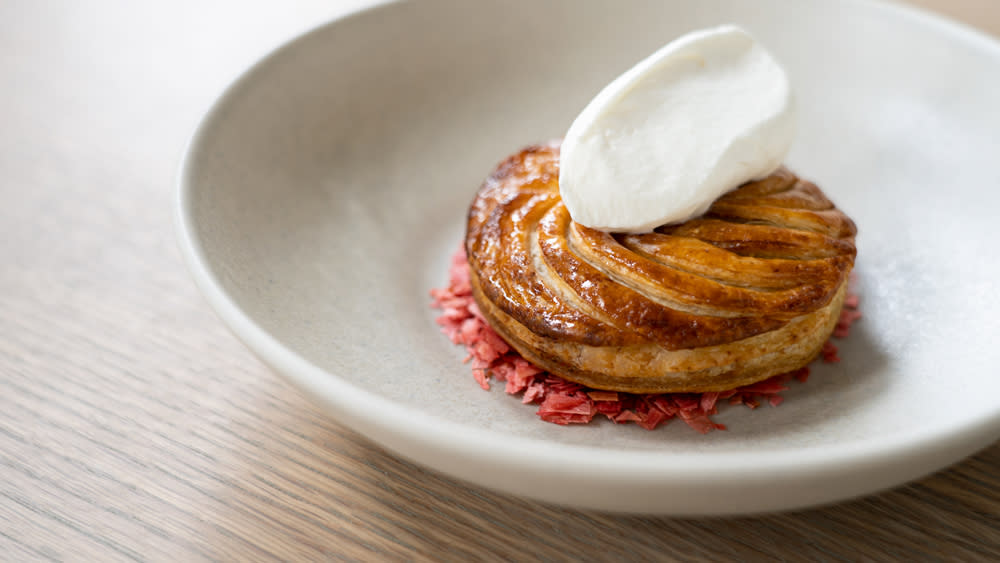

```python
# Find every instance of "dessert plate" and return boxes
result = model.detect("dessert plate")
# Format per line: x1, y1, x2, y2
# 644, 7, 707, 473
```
177, 0, 1000, 514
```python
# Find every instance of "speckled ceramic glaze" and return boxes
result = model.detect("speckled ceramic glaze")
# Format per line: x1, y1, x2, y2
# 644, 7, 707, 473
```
178, 0, 1000, 514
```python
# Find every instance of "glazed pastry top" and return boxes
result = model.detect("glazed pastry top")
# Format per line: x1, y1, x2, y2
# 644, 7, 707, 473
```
466, 142, 856, 351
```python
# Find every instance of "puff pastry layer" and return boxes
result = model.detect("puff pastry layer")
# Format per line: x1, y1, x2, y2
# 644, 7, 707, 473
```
466, 142, 856, 393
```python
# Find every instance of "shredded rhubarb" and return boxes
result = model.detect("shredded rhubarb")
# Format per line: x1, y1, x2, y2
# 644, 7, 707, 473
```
430, 247, 861, 433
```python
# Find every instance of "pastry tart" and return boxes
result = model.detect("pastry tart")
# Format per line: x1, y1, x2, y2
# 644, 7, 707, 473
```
465, 142, 857, 393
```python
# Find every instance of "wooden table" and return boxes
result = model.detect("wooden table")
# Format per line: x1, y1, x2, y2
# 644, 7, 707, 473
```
3, 1, 997, 560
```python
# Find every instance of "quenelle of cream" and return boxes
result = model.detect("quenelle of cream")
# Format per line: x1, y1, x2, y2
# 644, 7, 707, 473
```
559, 25, 796, 233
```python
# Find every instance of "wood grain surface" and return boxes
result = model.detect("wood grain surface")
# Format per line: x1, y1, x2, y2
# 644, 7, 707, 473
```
1, 1, 998, 561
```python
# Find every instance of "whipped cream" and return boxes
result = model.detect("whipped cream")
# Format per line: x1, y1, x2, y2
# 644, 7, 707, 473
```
559, 25, 795, 233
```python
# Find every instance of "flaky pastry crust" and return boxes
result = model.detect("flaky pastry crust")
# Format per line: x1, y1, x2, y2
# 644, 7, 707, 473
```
465, 142, 856, 393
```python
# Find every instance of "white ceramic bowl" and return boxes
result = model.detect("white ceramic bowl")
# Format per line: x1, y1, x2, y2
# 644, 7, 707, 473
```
177, 0, 1000, 514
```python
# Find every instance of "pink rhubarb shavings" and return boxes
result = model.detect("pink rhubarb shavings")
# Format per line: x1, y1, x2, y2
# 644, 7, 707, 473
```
430, 248, 862, 433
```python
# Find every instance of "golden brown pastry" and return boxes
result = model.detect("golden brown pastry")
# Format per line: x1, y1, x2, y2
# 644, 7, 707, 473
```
465, 142, 857, 393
